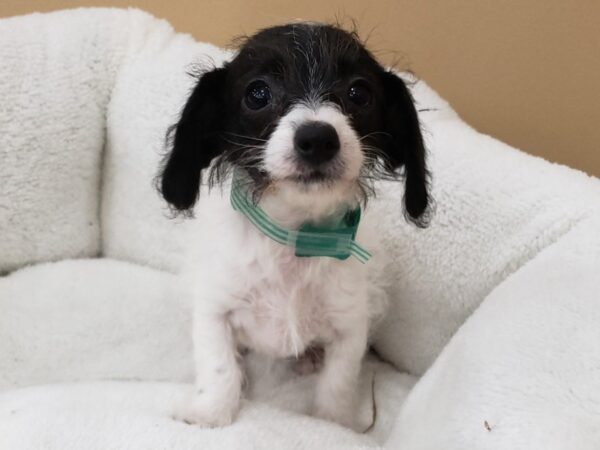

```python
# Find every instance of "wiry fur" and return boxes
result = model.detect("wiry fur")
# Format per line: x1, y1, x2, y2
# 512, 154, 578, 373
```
158, 22, 430, 430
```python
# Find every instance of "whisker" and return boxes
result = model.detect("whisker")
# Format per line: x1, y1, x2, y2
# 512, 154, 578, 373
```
359, 131, 393, 142
223, 132, 269, 143
221, 138, 265, 150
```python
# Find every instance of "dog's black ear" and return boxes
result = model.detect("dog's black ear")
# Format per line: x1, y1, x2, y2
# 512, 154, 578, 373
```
379, 71, 430, 227
159, 67, 228, 211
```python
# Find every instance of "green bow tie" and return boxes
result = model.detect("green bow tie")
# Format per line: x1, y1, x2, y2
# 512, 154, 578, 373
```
230, 174, 371, 263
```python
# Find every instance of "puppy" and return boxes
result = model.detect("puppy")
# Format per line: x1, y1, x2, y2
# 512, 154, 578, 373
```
159, 23, 429, 429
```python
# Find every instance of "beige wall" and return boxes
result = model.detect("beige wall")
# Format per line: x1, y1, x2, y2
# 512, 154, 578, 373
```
3, 1, 599, 177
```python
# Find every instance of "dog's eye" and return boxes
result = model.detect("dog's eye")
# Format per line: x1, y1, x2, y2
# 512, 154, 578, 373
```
347, 81, 372, 107
244, 80, 271, 110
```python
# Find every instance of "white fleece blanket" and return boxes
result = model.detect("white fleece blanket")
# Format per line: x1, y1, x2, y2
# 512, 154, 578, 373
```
389, 213, 600, 450
0, 259, 413, 449
0, 8, 135, 273
2, 8, 600, 450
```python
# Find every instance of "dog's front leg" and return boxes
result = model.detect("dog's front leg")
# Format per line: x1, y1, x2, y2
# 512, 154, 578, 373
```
178, 306, 242, 427
313, 309, 368, 430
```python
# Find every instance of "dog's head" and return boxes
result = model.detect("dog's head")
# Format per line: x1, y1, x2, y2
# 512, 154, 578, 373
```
159, 23, 430, 226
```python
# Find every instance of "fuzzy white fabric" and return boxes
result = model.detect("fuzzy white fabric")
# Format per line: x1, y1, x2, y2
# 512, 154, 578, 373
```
2, 7, 600, 450
0, 9, 138, 273
101, 20, 231, 271
0, 259, 188, 389
388, 213, 600, 450
370, 98, 600, 374
0, 371, 414, 450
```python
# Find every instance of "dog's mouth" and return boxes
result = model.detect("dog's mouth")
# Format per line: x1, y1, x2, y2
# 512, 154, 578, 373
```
239, 166, 340, 190
285, 158, 346, 185
287, 170, 332, 184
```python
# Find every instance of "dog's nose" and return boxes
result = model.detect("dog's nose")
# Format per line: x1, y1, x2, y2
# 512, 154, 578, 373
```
294, 121, 340, 165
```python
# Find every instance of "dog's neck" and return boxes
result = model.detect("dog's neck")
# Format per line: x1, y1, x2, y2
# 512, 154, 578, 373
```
257, 180, 361, 229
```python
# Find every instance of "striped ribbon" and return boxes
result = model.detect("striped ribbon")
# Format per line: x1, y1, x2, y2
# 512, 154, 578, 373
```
230, 176, 371, 263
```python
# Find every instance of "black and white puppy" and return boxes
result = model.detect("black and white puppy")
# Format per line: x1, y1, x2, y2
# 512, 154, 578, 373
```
159, 23, 429, 429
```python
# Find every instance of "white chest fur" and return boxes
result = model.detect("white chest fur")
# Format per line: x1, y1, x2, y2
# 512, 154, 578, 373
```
181, 192, 374, 359
227, 248, 348, 358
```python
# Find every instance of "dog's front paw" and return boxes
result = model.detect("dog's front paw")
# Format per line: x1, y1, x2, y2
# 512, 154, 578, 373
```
175, 389, 241, 428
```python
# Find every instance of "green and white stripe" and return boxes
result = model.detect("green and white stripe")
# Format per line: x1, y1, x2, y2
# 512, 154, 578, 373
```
230, 177, 371, 263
